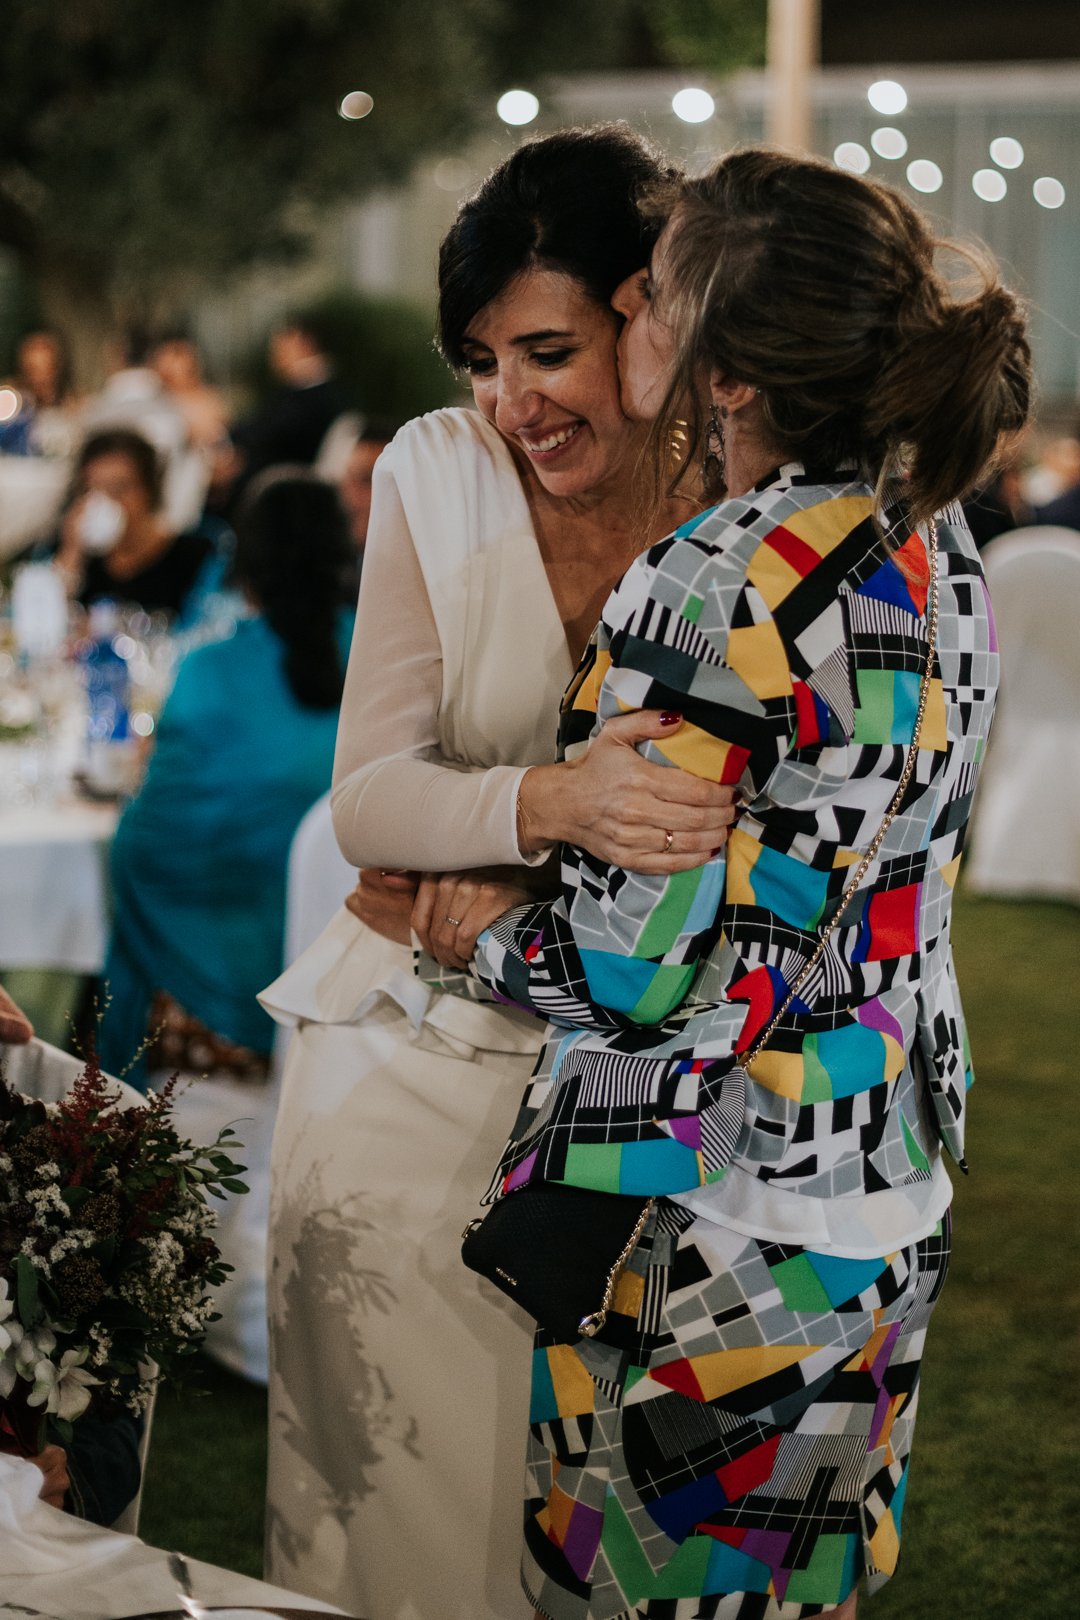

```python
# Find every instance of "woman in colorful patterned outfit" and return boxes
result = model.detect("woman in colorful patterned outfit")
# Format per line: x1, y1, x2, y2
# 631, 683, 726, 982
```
261, 128, 738, 1620
436, 150, 1031, 1618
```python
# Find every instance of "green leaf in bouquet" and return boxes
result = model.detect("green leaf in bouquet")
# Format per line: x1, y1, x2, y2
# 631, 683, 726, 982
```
99, 1298, 153, 1331
92, 1235, 118, 1267
220, 1178, 249, 1194
37, 1274, 63, 1314
61, 1186, 92, 1212
51, 1417, 75, 1444
15, 1253, 43, 1326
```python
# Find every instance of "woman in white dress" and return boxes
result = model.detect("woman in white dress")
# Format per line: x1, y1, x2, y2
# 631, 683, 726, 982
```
262, 128, 736, 1620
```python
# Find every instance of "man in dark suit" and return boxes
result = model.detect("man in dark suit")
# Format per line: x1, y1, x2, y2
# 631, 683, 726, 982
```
229, 315, 347, 504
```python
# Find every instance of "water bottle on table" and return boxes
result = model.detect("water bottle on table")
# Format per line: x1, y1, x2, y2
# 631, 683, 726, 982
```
78, 600, 134, 795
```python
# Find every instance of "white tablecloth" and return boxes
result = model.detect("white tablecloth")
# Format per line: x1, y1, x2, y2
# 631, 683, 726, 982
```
0, 800, 118, 972
1, 1451, 345, 1617
0, 454, 70, 560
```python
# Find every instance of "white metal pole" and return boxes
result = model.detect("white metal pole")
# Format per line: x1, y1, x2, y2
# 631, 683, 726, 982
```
766, 0, 821, 152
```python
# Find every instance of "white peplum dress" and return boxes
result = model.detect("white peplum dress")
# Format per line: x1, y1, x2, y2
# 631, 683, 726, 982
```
260, 408, 573, 1620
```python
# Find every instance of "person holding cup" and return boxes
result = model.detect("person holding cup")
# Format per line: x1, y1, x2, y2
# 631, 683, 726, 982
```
52, 428, 225, 623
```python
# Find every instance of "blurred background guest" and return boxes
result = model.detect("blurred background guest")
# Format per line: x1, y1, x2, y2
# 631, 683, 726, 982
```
962, 434, 1033, 549
336, 422, 396, 581
228, 317, 346, 504
12, 328, 75, 412
94, 469, 354, 1377
1024, 423, 1080, 511
50, 428, 226, 623
150, 333, 231, 451
97, 469, 354, 1090
0, 327, 81, 458
1035, 417, 1080, 528
150, 332, 236, 514
82, 329, 208, 530
83, 329, 187, 457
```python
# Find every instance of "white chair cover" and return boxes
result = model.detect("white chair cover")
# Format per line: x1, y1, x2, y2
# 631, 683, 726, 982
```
314, 410, 364, 482
284, 791, 356, 964
966, 527, 1080, 903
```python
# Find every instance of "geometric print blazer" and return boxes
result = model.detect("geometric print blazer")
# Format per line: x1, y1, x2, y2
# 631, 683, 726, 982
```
469, 465, 998, 1206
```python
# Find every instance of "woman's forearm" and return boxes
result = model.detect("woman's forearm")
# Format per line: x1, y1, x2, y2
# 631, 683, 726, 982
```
331, 756, 537, 871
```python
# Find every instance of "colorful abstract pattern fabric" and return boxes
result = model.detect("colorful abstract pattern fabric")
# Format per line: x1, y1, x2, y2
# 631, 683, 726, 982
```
470, 468, 996, 1204
522, 1201, 951, 1619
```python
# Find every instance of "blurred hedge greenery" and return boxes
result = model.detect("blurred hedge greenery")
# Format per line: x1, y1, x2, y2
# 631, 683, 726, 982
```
243, 288, 464, 427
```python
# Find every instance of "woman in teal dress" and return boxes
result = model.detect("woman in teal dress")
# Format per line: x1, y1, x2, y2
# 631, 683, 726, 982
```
99, 471, 354, 1085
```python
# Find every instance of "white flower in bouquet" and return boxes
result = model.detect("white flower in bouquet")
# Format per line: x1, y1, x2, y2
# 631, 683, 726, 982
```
28, 1346, 102, 1422
0, 1276, 18, 1351
1, 1055, 248, 1451
14, 1321, 56, 1376
0, 1280, 23, 1396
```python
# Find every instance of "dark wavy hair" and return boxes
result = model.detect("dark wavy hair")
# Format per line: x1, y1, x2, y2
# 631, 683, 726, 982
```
644, 147, 1032, 525
73, 428, 164, 511
437, 123, 676, 367
234, 470, 351, 710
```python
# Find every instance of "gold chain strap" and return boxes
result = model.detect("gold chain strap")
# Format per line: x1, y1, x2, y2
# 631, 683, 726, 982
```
578, 1195, 657, 1337
744, 517, 940, 1074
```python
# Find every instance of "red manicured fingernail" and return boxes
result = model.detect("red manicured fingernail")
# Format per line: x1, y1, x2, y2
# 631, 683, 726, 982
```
659, 711, 682, 726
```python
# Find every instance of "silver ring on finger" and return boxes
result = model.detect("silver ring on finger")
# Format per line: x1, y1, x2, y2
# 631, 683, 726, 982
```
444, 914, 463, 927
663, 829, 674, 853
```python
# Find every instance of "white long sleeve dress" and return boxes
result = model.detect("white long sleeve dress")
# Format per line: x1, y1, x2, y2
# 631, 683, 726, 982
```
260, 408, 573, 1620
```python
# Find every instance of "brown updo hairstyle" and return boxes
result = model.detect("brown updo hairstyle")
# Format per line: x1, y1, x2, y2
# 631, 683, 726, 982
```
645, 147, 1032, 526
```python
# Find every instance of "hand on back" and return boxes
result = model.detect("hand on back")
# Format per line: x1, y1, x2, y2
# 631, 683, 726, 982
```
519, 709, 740, 874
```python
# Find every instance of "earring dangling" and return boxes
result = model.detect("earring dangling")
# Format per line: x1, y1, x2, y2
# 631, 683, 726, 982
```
703, 402, 725, 485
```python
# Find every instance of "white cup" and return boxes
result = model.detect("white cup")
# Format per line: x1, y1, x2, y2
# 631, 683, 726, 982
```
78, 490, 126, 554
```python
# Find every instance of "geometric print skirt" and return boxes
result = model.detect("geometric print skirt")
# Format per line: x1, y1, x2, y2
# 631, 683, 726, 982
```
522, 1200, 952, 1620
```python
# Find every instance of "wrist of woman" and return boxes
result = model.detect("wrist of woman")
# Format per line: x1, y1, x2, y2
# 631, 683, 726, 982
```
515, 765, 563, 856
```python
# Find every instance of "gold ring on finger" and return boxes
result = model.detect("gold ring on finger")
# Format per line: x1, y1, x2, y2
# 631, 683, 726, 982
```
663, 829, 674, 853
445, 914, 463, 927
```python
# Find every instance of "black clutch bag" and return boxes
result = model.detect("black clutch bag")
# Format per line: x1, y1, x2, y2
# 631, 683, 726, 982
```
461, 1181, 654, 1343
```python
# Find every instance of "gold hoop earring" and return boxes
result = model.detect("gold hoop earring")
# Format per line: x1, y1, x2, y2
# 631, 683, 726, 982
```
669, 418, 690, 468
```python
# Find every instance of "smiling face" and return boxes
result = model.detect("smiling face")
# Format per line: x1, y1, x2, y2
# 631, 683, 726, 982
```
611, 221, 677, 422
462, 267, 631, 500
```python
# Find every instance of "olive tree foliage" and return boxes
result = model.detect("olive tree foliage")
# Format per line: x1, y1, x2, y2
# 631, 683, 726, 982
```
0, 0, 765, 361
643, 0, 767, 71
0, 0, 500, 326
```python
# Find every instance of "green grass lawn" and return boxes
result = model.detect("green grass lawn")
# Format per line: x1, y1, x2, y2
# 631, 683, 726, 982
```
139, 894, 1080, 1614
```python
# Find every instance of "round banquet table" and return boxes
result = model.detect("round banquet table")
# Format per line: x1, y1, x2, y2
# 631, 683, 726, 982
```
0, 797, 118, 974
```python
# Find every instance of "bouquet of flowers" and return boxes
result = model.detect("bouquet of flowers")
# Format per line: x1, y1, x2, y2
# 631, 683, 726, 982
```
0, 1053, 246, 1455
